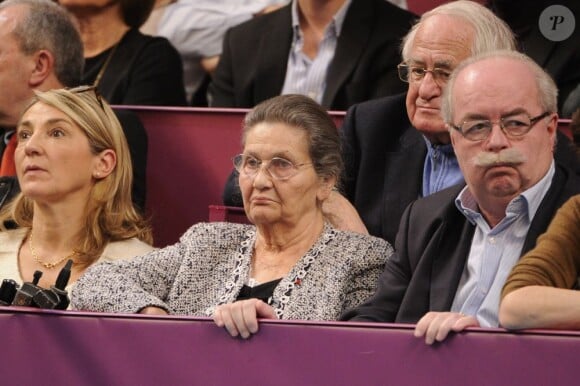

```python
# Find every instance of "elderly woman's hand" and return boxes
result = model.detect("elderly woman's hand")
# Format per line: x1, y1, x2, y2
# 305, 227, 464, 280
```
213, 299, 277, 339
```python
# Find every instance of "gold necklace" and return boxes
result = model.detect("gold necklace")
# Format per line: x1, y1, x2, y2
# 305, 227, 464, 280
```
28, 230, 77, 269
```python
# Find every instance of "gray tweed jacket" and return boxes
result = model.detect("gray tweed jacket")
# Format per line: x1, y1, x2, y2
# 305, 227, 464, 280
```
72, 222, 391, 320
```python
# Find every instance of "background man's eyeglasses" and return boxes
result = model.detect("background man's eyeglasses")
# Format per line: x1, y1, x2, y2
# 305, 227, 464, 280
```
397, 63, 452, 86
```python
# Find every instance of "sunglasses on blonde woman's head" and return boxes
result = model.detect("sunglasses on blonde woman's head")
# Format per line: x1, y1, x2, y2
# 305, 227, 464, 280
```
67, 85, 105, 110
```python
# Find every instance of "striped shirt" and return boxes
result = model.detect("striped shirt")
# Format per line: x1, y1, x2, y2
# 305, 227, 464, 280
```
280, 0, 351, 104
450, 161, 555, 327
422, 138, 463, 197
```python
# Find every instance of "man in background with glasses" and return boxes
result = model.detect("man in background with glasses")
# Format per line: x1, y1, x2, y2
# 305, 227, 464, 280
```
342, 50, 580, 344
324, 0, 580, 243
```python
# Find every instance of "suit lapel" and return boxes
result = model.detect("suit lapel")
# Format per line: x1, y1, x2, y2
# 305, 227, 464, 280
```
429, 211, 475, 311
427, 165, 574, 311
522, 165, 569, 254
381, 125, 425, 242
322, 0, 373, 107
254, 6, 293, 102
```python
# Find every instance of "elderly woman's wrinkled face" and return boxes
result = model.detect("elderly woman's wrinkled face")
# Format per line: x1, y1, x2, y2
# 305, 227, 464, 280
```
15, 102, 105, 203
239, 122, 329, 227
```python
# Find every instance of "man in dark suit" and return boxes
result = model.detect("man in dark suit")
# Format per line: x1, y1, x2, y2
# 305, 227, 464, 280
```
209, 0, 416, 110
326, 0, 580, 242
488, 0, 580, 117
342, 50, 580, 344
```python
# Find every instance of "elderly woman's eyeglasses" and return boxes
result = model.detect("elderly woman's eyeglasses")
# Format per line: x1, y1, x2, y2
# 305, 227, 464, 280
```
233, 154, 311, 181
449, 112, 551, 141
397, 63, 452, 86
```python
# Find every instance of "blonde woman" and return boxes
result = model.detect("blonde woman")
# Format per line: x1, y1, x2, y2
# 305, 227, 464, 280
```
0, 86, 153, 291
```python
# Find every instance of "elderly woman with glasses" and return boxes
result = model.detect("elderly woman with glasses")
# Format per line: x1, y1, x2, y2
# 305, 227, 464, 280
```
0, 86, 153, 295
71, 94, 392, 338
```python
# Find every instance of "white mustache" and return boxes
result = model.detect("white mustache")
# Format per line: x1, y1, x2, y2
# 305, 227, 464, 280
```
473, 148, 527, 167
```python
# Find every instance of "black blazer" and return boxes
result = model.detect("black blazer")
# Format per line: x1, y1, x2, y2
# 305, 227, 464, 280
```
114, 110, 148, 211
342, 93, 424, 243
84, 29, 187, 107
342, 165, 580, 323
341, 93, 580, 244
489, 0, 580, 116
522, 25, 580, 116
209, 0, 416, 110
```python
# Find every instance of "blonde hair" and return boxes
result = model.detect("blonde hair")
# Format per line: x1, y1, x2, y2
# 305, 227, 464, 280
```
0, 86, 152, 267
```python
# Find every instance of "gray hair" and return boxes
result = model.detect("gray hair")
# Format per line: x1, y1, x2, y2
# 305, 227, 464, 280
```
401, 0, 516, 61
441, 50, 558, 123
242, 94, 343, 182
0, 0, 83, 87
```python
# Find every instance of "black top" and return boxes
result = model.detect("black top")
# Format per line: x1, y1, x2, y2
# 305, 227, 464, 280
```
488, 0, 580, 116
83, 28, 187, 106
236, 278, 283, 303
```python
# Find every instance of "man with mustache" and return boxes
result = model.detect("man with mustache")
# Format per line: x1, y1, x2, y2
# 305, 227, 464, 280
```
325, 0, 580, 242
342, 50, 580, 344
